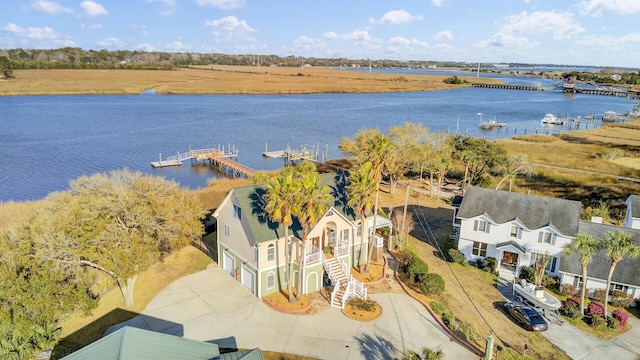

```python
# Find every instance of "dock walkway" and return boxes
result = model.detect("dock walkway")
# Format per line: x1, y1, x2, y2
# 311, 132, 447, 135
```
151, 146, 255, 178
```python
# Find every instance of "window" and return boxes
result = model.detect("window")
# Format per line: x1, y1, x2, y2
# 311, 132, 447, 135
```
510, 225, 523, 239
254, 246, 258, 263
224, 224, 230, 237
573, 276, 583, 289
267, 272, 275, 289
233, 204, 242, 220
342, 229, 350, 242
474, 220, 491, 233
538, 231, 557, 245
328, 229, 336, 245
610, 283, 629, 295
357, 225, 362, 237
545, 257, 558, 272
267, 244, 275, 262
472, 241, 487, 257
326, 210, 334, 216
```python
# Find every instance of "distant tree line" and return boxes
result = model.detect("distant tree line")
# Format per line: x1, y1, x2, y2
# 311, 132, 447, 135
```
562, 69, 640, 85
0, 47, 473, 71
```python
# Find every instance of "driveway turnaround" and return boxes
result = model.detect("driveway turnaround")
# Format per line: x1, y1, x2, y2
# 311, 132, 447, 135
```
110, 265, 476, 360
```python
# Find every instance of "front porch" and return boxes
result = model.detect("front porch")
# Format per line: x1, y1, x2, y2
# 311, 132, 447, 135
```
496, 240, 526, 274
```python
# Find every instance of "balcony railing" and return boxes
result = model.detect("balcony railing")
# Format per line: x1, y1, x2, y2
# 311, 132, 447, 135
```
334, 243, 350, 256
305, 245, 322, 264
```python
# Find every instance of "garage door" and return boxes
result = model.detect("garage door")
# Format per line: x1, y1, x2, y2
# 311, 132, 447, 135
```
223, 252, 235, 276
241, 265, 255, 294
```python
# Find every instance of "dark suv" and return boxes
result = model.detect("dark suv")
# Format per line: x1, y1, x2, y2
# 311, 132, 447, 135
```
504, 302, 548, 332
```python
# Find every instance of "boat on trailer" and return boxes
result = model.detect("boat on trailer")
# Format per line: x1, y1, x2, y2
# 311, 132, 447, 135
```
513, 279, 561, 311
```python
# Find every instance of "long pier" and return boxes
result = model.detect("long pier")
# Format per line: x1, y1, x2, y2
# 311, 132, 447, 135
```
262, 143, 329, 164
151, 146, 255, 178
472, 83, 543, 91
563, 88, 640, 99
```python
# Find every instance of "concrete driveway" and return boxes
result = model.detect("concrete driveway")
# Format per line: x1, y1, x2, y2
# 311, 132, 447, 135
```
109, 265, 476, 360
497, 273, 640, 360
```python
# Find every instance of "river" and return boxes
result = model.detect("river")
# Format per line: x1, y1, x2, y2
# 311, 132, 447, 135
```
0, 74, 635, 202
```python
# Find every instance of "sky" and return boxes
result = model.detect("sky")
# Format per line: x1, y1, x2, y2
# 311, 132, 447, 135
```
1, 0, 639, 68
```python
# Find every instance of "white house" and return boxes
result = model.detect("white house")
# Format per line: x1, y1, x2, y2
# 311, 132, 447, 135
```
454, 189, 640, 303
212, 171, 391, 308
455, 186, 581, 276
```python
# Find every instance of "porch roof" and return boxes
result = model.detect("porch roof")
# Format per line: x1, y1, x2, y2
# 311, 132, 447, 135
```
496, 240, 526, 254
368, 215, 392, 230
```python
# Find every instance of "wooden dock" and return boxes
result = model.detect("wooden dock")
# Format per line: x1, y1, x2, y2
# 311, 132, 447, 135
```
262, 143, 328, 164
563, 87, 640, 99
472, 83, 543, 91
151, 146, 255, 178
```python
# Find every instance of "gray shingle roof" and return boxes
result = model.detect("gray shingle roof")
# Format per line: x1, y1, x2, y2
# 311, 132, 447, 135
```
456, 186, 581, 236
559, 221, 640, 287
232, 171, 360, 244
628, 195, 640, 219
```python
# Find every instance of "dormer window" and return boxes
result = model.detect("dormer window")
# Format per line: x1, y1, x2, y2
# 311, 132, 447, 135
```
510, 225, 523, 239
538, 231, 557, 245
474, 220, 491, 233
326, 210, 334, 216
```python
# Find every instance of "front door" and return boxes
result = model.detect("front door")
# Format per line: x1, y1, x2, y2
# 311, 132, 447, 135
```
501, 251, 518, 269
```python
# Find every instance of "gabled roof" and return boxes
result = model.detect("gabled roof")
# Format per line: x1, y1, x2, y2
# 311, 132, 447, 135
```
457, 186, 581, 236
61, 326, 220, 360
559, 221, 640, 287
627, 195, 640, 219
496, 240, 526, 254
229, 171, 362, 244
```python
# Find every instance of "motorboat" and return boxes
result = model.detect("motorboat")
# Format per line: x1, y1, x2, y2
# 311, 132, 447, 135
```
513, 279, 561, 311
541, 113, 564, 125
602, 111, 617, 122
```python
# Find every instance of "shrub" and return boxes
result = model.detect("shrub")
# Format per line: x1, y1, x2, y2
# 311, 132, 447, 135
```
421, 346, 444, 360
396, 248, 414, 267
612, 309, 629, 328
560, 304, 582, 319
406, 257, 429, 284
475, 257, 497, 274
444, 316, 481, 344
518, 266, 535, 283
592, 288, 607, 303
430, 301, 447, 316
610, 290, 634, 308
587, 301, 605, 318
565, 297, 581, 309
561, 284, 578, 296
420, 273, 445, 296
447, 248, 465, 263
543, 275, 560, 291
606, 316, 620, 329
441, 312, 452, 327
590, 314, 606, 328
348, 298, 379, 312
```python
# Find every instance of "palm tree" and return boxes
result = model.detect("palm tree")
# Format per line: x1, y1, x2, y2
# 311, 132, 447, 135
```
563, 234, 601, 317
459, 150, 478, 193
600, 231, 640, 315
263, 168, 296, 303
363, 133, 392, 272
291, 170, 331, 300
495, 154, 534, 192
346, 162, 377, 273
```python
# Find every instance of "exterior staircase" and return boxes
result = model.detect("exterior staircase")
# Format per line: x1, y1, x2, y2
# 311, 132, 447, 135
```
323, 256, 348, 307
323, 254, 367, 308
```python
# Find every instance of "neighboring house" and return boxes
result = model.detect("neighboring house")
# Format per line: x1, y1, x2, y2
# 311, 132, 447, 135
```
624, 194, 640, 229
559, 220, 640, 302
62, 326, 263, 360
455, 186, 581, 276
212, 172, 391, 308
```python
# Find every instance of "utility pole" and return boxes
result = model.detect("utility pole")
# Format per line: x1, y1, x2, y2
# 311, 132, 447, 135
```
401, 184, 410, 248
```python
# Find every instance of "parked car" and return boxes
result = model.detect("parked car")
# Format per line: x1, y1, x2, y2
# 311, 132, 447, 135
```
503, 302, 548, 332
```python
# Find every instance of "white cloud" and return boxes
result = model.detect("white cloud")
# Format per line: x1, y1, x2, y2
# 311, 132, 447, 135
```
500, 11, 585, 40
80, 23, 102, 30
136, 42, 155, 51
146, 0, 176, 15
323, 30, 373, 42
576, 33, 640, 50
165, 40, 192, 51
323, 32, 338, 40
388, 37, 428, 48
80, 1, 108, 16
433, 30, 453, 40
478, 32, 531, 48
370, 10, 423, 25
579, 0, 640, 16
205, 16, 262, 51
2, 23, 59, 40
196, 0, 245, 10
95, 37, 124, 48
432, 0, 444, 7
31, 0, 73, 15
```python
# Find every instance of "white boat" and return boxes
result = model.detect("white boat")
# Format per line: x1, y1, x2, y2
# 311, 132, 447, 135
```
602, 111, 617, 122
541, 113, 564, 125
513, 279, 561, 311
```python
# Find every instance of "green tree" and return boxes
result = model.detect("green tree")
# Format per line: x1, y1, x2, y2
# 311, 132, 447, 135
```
291, 167, 331, 300
0, 55, 13, 79
600, 231, 640, 315
563, 234, 601, 317
453, 135, 508, 187
347, 162, 377, 272
495, 154, 535, 192
40, 169, 204, 307
263, 168, 297, 303
387, 122, 436, 195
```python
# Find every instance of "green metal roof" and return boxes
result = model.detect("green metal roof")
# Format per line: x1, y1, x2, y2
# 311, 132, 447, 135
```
232, 171, 362, 244
218, 348, 264, 360
61, 327, 221, 360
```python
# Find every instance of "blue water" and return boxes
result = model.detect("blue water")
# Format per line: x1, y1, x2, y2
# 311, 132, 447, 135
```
0, 78, 634, 202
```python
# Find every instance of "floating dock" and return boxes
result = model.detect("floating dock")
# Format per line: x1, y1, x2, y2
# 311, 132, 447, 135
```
151, 145, 255, 178
262, 143, 328, 164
